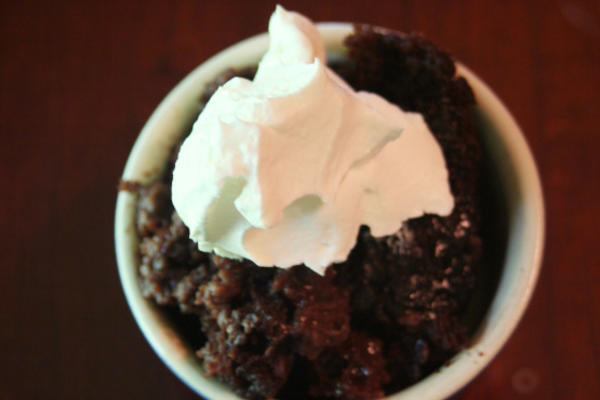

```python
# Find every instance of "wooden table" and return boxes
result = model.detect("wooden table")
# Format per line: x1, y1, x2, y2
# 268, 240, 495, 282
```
2, 0, 598, 398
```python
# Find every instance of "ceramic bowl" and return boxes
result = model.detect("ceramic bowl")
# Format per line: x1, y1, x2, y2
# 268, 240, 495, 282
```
115, 23, 545, 400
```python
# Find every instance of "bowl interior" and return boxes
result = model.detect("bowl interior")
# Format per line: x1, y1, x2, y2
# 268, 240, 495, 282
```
115, 23, 544, 400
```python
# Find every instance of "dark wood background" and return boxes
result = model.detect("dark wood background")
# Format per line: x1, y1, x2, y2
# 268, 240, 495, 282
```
2, 0, 599, 399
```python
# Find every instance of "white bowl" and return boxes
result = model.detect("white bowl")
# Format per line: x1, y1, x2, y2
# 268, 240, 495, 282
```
115, 23, 545, 400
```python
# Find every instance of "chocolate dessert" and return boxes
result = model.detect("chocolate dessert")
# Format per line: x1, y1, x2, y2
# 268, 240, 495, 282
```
122, 27, 503, 399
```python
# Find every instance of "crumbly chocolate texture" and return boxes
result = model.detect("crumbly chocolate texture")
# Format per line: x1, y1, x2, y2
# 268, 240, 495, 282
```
128, 28, 488, 399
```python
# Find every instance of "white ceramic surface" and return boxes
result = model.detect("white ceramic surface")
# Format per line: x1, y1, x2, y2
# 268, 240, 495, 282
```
115, 24, 544, 400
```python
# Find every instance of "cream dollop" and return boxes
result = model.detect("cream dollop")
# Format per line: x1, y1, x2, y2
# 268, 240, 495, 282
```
172, 6, 454, 274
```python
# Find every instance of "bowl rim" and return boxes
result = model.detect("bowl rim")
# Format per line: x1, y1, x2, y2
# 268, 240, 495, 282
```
114, 23, 545, 400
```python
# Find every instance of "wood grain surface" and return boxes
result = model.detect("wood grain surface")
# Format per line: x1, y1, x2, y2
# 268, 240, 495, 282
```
2, 0, 599, 399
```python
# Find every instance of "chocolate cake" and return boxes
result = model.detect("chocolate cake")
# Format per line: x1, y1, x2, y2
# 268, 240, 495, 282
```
122, 27, 504, 399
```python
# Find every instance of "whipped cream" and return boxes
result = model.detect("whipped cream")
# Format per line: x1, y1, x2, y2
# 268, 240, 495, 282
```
172, 6, 454, 275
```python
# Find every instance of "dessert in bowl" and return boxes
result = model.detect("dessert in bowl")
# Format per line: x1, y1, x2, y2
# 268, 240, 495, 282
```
115, 7, 544, 400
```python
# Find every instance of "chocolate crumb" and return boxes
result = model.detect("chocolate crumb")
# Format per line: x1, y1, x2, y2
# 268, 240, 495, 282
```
128, 27, 504, 399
